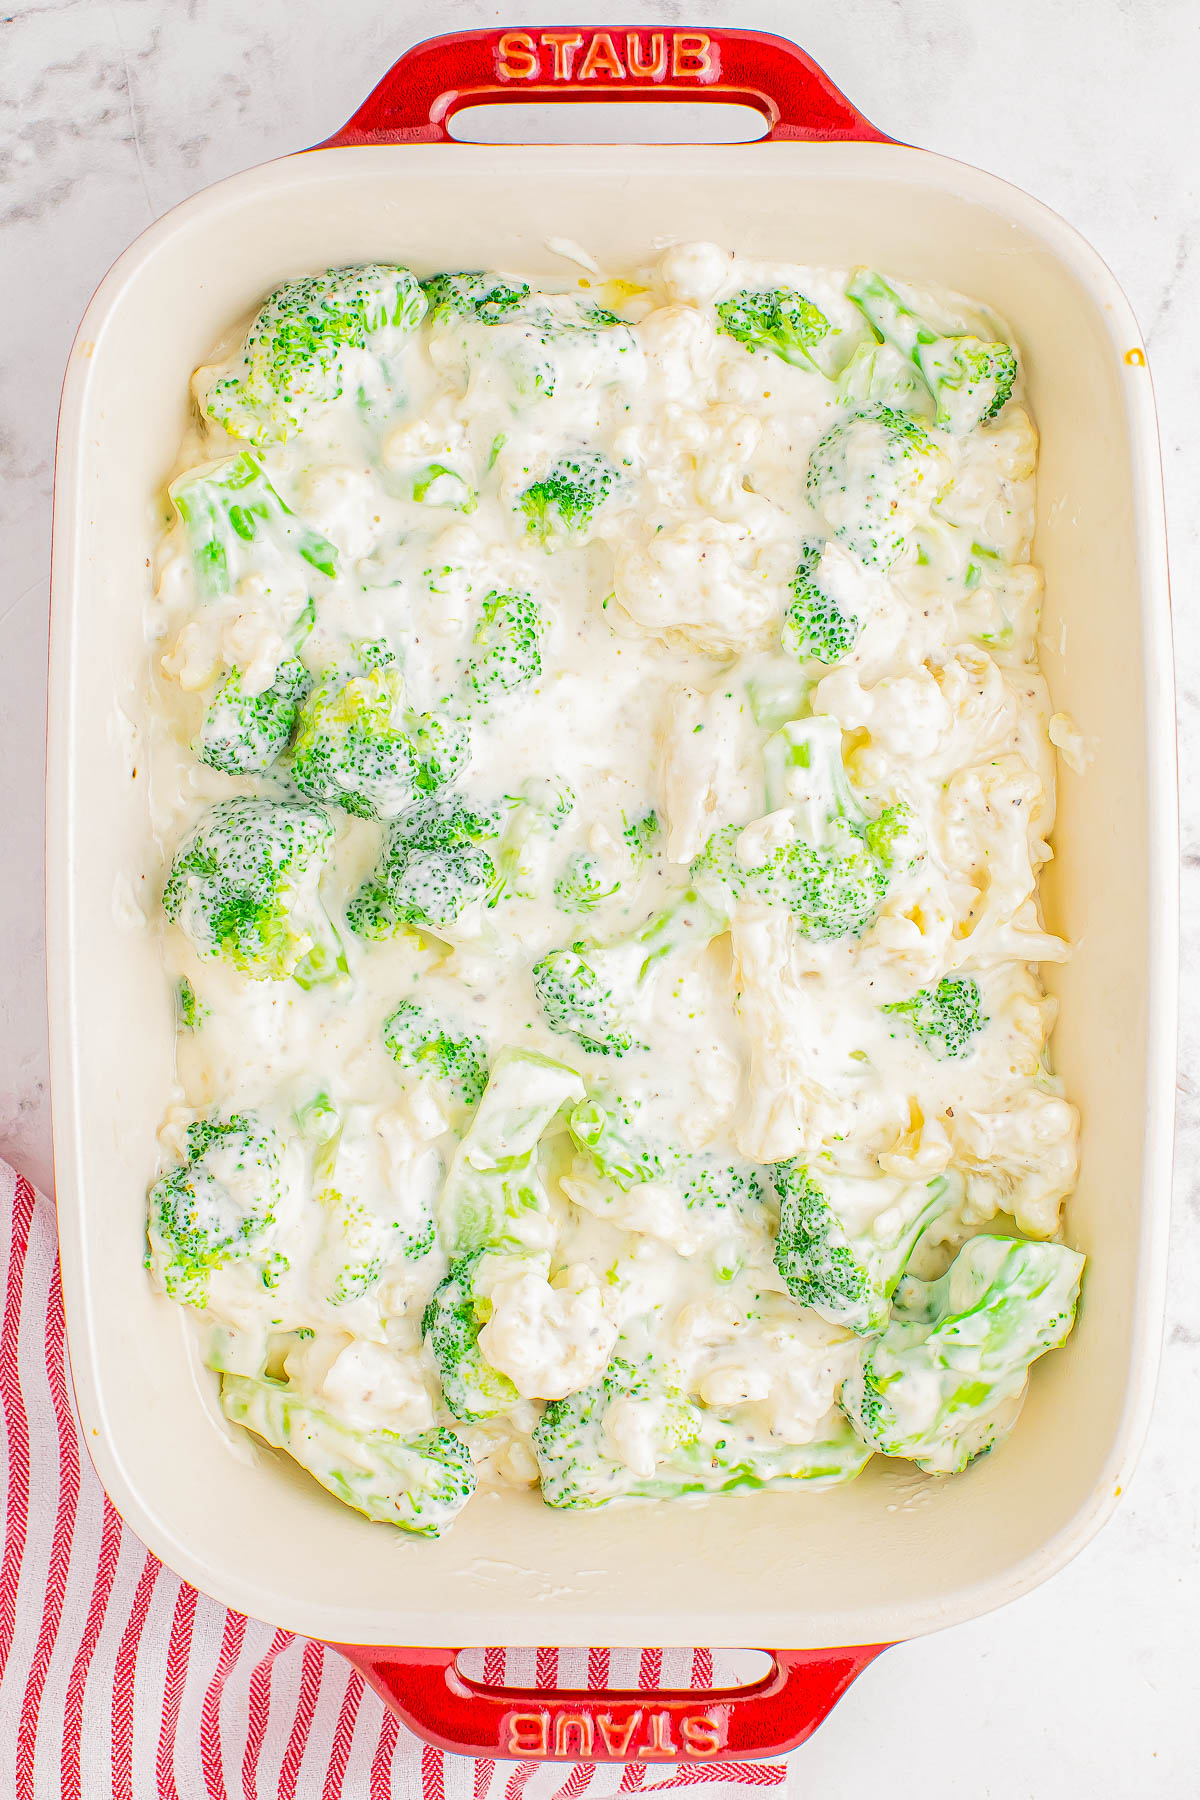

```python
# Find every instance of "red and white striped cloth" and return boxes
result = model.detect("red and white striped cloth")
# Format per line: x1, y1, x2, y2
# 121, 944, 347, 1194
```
0, 1162, 788, 1797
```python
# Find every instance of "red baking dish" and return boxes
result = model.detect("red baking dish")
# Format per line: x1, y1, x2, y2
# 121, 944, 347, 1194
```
48, 25, 1176, 1764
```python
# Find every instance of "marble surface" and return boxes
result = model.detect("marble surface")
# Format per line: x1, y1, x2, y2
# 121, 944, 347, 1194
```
2, 0, 1197, 1790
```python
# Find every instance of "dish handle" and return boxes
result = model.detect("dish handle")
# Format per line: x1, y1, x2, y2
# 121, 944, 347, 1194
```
314, 27, 892, 148
327, 1642, 889, 1762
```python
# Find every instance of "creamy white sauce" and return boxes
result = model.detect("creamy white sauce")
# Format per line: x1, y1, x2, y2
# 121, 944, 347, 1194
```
144, 245, 1079, 1525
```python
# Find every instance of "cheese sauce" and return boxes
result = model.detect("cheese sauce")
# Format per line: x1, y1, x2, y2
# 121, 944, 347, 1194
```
143, 243, 1080, 1527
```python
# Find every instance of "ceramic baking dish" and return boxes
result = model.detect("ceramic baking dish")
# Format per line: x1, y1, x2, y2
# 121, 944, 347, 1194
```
47, 28, 1177, 1762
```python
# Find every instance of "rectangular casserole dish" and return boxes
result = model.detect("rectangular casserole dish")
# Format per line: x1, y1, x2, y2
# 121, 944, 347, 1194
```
47, 27, 1176, 1761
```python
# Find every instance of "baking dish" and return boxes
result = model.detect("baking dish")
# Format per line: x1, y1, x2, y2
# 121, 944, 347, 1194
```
47, 27, 1176, 1761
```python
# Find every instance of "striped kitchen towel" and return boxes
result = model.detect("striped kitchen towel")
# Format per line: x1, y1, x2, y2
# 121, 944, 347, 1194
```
0, 1161, 788, 1797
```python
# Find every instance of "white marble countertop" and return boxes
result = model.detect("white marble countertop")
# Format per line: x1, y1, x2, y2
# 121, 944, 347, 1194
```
3, 0, 1197, 1790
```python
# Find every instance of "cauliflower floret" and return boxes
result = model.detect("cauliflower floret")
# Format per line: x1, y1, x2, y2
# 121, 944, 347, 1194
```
635, 304, 721, 400
753, 1319, 860, 1442
876, 1107, 954, 1181
815, 665, 953, 762
729, 904, 859, 1162
1048, 710, 1094, 775
613, 515, 789, 655
670, 1295, 746, 1353
658, 684, 762, 863
561, 1171, 732, 1257
951, 1087, 1080, 1237
699, 1366, 771, 1406
612, 403, 769, 526
858, 870, 959, 995
659, 241, 734, 307
690, 408, 769, 515
161, 617, 221, 691
988, 406, 1038, 483
295, 463, 383, 562
220, 609, 288, 699
476, 1265, 617, 1400
734, 809, 796, 867
317, 1340, 435, 1433
601, 1395, 669, 1478
383, 396, 471, 471
819, 650, 1040, 778
378, 1080, 451, 1148
459, 1416, 541, 1487
937, 754, 1068, 967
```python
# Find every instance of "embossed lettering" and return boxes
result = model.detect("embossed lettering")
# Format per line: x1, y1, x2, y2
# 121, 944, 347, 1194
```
579, 31, 626, 81
542, 30, 585, 81
637, 1710, 679, 1759
596, 1711, 641, 1756
672, 32, 715, 79
496, 30, 538, 81
506, 1712, 549, 1756
680, 1714, 724, 1756
625, 31, 667, 79
553, 1713, 595, 1757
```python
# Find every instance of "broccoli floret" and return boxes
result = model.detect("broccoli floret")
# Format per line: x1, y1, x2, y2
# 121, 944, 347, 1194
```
621, 808, 661, 868
422, 1253, 520, 1423
344, 878, 401, 943
490, 781, 575, 905
570, 1096, 758, 1219
199, 656, 311, 776
847, 268, 1017, 436
569, 1095, 760, 1278
518, 453, 620, 545
781, 541, 859, 665
437, 1050, 585, 1260
317, 1189, 387, 1303
382, 996, 488, 1108
147, 1112, 287, 1307
289, 648, 449, 820
771, 1162, 954, 1333
553, 851, 621, 916
883, 976, 987, 1058
863, 799, 923, 871
681, 1162, 762, 1280
806, 406, 942, 571
298, 1092, 432, 1297
410, 463, 477, 514
463, 588, 548, 708
533, 1354, 870, 1509
353, 795, 502, 941
533, 1357, 699, 1508
423, 274, 629, 340
175, 975, 206, 1030
836, 338, 932, 414
568, 1094, 665, 1188
202, 264, 426, 444
840, 1235, 1085, 1474
714, 286, 834, 373
533, 888, 725, 1057
220, 1375, 475, 1535
745, 665, 814, 732
408, 708, 472, 792
421, 271, 532, 324
170, 452, 338, 601
162, 797, 345, 986
424, 280, 632, 403
690, 717, 909, 941
294, 1090, 340, 1144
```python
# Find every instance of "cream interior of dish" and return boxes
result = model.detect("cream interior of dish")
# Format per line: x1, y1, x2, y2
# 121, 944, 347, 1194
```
144, 243, 1082, 1533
